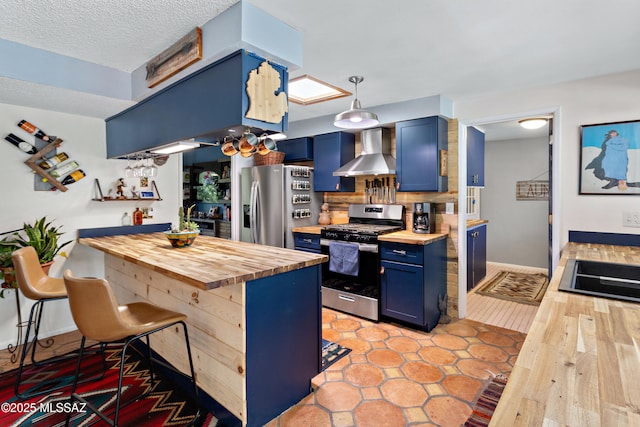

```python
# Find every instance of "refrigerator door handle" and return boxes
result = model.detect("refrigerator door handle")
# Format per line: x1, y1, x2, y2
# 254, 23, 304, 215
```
250, 180, 259, 244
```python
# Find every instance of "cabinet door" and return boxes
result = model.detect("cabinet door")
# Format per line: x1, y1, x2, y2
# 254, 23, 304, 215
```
467, 126, 485, 186
281, 137, 313, 162
474, 225, 487, 285
380, 260, 424, 325
313, 132, 356, 192
396, 116, 448, 192
467, 229, 475, 291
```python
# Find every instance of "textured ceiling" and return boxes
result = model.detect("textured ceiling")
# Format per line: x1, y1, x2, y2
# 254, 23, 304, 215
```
0, 0, 239, 72
1, 0, 640, 134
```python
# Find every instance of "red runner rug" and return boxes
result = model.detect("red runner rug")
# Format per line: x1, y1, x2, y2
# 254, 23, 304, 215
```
464, 373, 509, 427
0, 347, 214, 426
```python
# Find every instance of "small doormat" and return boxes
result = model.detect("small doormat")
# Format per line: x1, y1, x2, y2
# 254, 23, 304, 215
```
322, 339, 351, 371
475, 270, 549, 305
464, 373, 509, 427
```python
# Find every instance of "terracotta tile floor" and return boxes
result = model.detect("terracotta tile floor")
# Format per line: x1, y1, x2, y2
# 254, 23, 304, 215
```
266, 308, 526, 427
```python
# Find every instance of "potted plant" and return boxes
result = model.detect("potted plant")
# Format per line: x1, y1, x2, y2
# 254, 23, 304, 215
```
0, 217, 71, 297
0, 237, 20, 298
164, 204, 200, 248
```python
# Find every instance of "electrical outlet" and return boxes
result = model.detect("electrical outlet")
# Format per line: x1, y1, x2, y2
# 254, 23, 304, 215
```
446, 203, 454, 215
623, 211, 640, 227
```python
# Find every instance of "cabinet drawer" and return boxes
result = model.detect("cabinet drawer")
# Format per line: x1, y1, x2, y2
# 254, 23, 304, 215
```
294, 233, 321, 250
380, 243, 423, 264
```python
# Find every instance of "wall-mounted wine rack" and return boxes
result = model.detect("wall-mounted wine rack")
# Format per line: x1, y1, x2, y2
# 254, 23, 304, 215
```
24, 138, 68, 192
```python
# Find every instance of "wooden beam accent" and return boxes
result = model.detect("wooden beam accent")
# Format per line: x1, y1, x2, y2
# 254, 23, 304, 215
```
145, 27, 202, 88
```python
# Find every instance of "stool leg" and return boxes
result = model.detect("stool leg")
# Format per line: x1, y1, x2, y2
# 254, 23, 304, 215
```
181, 321, 199, 402
145, 335, 155, 388
15, 299, 43, 398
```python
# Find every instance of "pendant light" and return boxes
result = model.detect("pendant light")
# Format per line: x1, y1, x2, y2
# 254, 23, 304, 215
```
334, 76, 379, 129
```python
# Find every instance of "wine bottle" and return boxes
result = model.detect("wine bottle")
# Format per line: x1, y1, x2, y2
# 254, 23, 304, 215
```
50, 160, 79, 178
4, 133, 37, 154
39, 152, 69, 169
61, 169, 86, 185
17, 120, 52, 141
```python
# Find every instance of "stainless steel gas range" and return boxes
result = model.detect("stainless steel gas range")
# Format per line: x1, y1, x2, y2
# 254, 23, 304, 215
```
320, 204, 405, 321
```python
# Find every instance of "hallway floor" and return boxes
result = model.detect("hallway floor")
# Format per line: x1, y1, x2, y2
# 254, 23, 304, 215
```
266, 308, 526, 427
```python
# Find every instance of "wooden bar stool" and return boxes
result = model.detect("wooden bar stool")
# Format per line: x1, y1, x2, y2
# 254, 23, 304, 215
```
11, 246, 106, 399
62, 270, 200, 427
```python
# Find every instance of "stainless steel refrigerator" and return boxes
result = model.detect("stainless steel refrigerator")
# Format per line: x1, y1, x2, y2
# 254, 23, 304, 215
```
241, 164, 321, 248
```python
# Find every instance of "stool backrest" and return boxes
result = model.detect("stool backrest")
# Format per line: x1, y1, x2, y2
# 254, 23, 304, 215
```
11, 246, 58, 300
63, 270, 130, 342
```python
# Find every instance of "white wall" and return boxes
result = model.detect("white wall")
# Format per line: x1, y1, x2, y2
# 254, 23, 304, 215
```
455, 69, 640, 251
482, 136, 548, 268
0, 102, 181, 349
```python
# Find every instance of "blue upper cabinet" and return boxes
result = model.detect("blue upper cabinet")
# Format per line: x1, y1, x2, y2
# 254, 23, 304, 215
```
106, 50, 288, 159
280, 137, 313, 162
313, 132, 356, 192
395, 116, 448, 192
467, 126, 485, 187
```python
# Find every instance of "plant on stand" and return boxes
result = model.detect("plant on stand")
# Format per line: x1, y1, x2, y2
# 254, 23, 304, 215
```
165, 204, 200, 248
0, 217, 71, 298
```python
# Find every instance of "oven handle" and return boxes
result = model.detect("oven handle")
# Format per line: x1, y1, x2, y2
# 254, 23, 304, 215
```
320, 239, 379, 253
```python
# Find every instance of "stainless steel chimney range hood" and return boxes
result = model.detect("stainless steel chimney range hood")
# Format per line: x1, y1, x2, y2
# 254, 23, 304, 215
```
333, 128, 396, 176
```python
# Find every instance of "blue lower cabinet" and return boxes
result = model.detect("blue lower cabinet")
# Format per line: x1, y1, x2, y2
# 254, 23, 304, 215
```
467, 224, 487, 290
380, 239, 446, 331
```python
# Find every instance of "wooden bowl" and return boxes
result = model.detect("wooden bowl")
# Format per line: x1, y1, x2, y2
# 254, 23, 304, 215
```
164, 230, 200, 248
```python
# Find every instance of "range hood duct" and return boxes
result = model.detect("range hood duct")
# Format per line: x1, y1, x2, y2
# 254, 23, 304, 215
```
333, 128, 396, 176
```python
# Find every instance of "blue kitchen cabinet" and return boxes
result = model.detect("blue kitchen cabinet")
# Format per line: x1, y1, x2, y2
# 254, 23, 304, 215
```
380, 239, 446, 331
395, 116, 448, 192
293, 232, 321, 254
467, 126, 485, 187
313, 132, 356, 192
467, 224, 487, 291
280, 137, 313, 162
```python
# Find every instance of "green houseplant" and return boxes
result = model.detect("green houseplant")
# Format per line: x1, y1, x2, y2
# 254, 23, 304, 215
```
164, 205, 200, 248
0, 217, 71, 298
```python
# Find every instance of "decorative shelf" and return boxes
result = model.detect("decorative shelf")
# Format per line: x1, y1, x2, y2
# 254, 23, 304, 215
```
24, 138, 68, 192
92, 178, 162, 201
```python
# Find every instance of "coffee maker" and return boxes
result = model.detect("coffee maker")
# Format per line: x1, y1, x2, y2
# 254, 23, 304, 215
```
412, 202, 436, 234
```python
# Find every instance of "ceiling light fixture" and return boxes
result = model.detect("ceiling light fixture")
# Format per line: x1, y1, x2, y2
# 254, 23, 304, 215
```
334, 76, 379, 129
519, 118, 548, 130
150, 140, 200, 155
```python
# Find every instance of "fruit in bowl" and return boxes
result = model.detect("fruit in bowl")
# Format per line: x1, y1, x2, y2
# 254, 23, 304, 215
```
165, 205, 200, 248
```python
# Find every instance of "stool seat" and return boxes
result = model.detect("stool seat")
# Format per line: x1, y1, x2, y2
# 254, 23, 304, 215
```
12, 248, 66, 300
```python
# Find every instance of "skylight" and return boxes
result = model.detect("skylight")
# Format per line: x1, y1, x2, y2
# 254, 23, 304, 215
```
288, 75, 351, 105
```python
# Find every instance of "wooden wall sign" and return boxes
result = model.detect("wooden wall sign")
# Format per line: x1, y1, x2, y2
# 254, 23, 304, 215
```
245, 61, 288, 124
145, 27, 202, 88
516, 180, 549, 200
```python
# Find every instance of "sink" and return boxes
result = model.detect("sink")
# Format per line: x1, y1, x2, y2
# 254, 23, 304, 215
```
559, 259, 640, 303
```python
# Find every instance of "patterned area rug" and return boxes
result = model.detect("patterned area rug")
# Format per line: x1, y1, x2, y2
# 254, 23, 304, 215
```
464, 373, 509, 427
475, 270, 549, 305
0, 347, 215, 426
322, 339, 351, 371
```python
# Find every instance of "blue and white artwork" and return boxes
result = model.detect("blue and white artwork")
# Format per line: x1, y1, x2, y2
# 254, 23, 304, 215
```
580, 120, 640, 194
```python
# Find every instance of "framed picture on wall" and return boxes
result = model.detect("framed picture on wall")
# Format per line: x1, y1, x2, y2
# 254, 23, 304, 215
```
580, 119, 640, 194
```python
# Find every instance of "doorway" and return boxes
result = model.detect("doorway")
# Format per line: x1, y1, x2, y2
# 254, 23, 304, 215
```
460, 111, 558, 330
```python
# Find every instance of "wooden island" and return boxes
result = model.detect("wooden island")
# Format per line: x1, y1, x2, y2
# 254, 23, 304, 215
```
78, 232, 327, 427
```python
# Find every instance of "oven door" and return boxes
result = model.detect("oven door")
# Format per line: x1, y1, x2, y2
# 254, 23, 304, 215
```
320, 238, 380, 320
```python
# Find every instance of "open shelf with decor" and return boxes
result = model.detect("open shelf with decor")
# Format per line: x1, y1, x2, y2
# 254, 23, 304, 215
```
92, 179, 162, 201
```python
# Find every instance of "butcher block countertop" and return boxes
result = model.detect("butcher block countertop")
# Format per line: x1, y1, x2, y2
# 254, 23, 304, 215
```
467, 219, 488, 228
292, 225, 448, 245
78, 233, 327, 291
378, 230, 448, 245
492, 242, 640, 426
